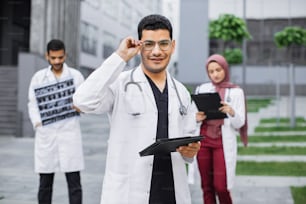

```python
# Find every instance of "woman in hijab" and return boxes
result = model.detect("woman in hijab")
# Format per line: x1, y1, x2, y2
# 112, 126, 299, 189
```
195, 54, 248, 204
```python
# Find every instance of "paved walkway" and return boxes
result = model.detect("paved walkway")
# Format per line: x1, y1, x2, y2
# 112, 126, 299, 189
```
0, 96, 305, 203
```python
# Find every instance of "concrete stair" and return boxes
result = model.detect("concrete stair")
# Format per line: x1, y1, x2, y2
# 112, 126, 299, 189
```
0, 66, 18, 136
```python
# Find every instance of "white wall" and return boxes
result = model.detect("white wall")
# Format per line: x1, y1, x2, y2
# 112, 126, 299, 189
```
230, 65, 306, 85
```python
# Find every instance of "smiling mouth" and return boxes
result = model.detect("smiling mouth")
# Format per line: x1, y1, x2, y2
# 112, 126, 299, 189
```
151, 58, 163, 62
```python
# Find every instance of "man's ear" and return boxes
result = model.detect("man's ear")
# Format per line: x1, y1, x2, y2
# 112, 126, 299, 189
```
171, 40, 176, 54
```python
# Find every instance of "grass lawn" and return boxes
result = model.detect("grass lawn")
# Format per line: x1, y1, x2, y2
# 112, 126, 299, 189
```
247, 98, 273, 113
238, 146, 306, 155
255, 117, 306, 132
255, 126, 306, 132
242, 135, 306, 143
291, 186, 306, 204
260, 117, 305, 123
236, 161, 306, 176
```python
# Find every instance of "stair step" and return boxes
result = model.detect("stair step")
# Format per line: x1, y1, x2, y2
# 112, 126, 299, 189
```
0, 121, 16, 128
0, 128, 16, 135
0, 67, 18, 136
0, 115, 17, 123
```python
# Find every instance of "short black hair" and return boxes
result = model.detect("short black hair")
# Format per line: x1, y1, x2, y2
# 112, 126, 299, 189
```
137, 14, 173, 40
46, 39, 65, 53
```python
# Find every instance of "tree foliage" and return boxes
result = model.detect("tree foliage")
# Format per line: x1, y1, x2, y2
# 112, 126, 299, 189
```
274, 26, 306, 48
273, 27, 305, 128
223, 48, 243, 65
209, 14, 251, 44
209, 14, 251, 65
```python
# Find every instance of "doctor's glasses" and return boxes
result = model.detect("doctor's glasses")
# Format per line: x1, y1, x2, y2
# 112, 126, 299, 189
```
142, 40, 172, 51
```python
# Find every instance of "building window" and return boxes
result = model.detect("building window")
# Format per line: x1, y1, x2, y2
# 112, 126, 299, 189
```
292, 46, 301, 62
103, 0, 119, 19
263, 47, 272, 63
81, 21, 98, 56
121, 1, 132, 28
102, 32, 116, 59
83, 0, 100, 9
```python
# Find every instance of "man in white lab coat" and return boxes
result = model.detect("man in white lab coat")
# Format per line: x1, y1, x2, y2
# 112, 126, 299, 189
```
73, 14, 201, 204
28, 39, 84, 204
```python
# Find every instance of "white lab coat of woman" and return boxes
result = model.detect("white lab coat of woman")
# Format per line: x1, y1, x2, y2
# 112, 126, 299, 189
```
28, 64, 85, 173
194, 82, 246, 189
73, 53, 198, 204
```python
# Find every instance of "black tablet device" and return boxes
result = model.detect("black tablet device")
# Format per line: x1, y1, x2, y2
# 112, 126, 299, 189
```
139, 135, 204, 157
191, 92, 227, 120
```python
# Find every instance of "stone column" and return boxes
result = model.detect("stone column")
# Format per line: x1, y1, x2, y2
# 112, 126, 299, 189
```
30, 0, 81, 68
29, 0, 46, 57
177, 0, 209, 86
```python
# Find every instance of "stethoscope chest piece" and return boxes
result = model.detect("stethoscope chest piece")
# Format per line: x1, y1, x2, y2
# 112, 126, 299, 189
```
179, 105, 187, 116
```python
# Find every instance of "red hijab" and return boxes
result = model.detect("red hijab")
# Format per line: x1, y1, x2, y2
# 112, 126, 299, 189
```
205, 54, 248, 147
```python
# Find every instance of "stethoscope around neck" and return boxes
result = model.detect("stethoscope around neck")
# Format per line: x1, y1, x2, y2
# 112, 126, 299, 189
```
208, 85, 232, 103
124, 68, 187, 116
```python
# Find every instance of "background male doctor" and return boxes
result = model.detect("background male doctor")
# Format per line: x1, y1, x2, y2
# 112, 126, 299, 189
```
73, 14, 200, 204
28, 39, 84, 204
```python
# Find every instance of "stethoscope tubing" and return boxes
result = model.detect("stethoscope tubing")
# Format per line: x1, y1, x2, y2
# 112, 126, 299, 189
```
124, 68, 187, 116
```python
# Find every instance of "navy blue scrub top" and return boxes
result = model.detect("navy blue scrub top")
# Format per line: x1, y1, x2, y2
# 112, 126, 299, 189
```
146, 75, 176, 204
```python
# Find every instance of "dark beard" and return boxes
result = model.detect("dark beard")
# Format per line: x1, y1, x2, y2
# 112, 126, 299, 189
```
143, 65, 167, 74
50, 63, 64, 71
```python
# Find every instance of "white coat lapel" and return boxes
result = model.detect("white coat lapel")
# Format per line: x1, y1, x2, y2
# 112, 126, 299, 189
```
133, 66, 157, 109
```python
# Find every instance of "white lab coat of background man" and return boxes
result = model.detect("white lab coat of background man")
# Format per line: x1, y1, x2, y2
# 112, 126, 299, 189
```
28, 63, 84, 173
